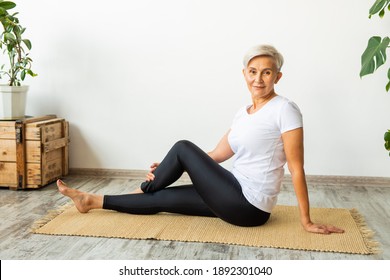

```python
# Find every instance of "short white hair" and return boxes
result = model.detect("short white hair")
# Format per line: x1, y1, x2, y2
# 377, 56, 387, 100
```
243, 44, 284, 71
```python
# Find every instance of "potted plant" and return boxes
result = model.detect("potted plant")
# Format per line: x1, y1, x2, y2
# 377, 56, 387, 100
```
0, 0, 37, 119
360, 0, 390, 156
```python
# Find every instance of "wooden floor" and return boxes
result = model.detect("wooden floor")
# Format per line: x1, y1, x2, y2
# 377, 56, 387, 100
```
0, 175, 389, 260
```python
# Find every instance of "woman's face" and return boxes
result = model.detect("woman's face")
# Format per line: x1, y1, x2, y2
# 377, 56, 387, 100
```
243, 56, 282, 100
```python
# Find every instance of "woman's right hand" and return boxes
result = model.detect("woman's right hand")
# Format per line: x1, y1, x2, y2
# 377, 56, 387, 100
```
146, 162, 160, 181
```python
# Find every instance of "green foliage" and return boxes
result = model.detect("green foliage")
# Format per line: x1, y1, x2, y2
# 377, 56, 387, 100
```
360, 36, 390, 78
369, 0, 390, 18
0, 1, 37, 86
360, 0, 390, 92
361, 1, 390, 157
385, 130, 390, 155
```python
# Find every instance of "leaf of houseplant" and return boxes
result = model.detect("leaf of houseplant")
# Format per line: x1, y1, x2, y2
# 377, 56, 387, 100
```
0, 8, 7, 17
3, 31, 16, 42
385, 130, 390, 141
22, 39, 31, 50
20, 69, 25, 80
385, 130, 390, 151
360, 36, 390, 77
379, 8, 386, 18
0, 1, 16, 10
387, 68, 390, 92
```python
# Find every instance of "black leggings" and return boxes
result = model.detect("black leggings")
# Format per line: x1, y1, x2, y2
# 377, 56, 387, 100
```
103, 140, 270, 227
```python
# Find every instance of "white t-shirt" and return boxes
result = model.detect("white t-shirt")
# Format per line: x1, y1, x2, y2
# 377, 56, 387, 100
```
228, 95, 303, 213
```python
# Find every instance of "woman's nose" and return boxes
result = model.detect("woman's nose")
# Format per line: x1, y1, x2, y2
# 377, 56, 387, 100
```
254, 74, 263, 83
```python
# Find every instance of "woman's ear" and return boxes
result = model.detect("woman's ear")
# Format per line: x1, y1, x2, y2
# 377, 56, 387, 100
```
275, 72, 283, 84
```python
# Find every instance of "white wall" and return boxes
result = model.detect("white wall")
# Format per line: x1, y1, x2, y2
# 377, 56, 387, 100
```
7, 0, 390, 177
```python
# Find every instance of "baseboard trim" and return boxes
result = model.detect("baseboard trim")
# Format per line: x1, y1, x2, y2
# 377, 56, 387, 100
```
68, 168, 390, 187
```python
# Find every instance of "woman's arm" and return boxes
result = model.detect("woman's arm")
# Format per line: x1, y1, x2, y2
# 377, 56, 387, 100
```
282, 128, 344, 234
208, 130, 235, 163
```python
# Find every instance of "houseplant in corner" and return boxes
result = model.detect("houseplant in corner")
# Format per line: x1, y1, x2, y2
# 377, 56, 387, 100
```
360, 0, 390, 155
0, 0, 37, 119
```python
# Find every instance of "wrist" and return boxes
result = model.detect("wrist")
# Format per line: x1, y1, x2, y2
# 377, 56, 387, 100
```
301, 219, 312, 228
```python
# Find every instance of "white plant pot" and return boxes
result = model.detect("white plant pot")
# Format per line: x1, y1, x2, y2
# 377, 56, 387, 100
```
0, 85, 29, 120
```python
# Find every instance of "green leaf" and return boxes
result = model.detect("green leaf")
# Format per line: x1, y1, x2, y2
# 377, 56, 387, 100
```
6, 43, 13, 52
4, 32, 16, 41
369, 0, 390, 16
27, 69, 37, 77
385, 130, 390, 142
20, 69, 25, 80
0, 1, 16, 10
0, 7, 6, 16
379, 8, 386, 18
22, 39, 32, 50
360, 36, 390, 77
387, 68, 390, 92
386, 129, 390, 155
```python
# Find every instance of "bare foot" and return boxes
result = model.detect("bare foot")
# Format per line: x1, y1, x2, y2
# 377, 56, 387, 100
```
57, 179, 103, 213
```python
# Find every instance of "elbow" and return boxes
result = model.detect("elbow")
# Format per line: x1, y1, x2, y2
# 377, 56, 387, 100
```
288, 164, 305, 178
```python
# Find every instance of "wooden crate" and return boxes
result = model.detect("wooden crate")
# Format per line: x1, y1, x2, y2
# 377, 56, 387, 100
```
0, 115, 69, 190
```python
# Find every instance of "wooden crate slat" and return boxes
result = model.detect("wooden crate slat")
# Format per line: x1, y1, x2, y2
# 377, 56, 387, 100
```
46, 149, 62, 162
43, 137, 69, 153
21, 115, 57, 125
0, 124, 16, 139
42, 157, 63, 186
26, 163, 42, 185
24, 127, 41, 140
0, 139, 16, 161
0, 162, 17, 185
26, 118, 65, 128
26, 141, 41, 163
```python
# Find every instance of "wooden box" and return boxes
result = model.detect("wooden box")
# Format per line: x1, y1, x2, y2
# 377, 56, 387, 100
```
0, 115, 69, 190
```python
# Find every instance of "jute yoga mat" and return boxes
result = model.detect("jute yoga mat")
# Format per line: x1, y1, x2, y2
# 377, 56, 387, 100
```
32, 204, 379, 255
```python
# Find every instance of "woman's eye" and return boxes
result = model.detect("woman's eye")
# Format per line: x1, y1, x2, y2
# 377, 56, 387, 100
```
261, 70, 272, 76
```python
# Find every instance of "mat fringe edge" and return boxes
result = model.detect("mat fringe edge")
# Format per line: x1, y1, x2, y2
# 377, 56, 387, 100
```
349, 208, 381, 255
30, 202, 75, 233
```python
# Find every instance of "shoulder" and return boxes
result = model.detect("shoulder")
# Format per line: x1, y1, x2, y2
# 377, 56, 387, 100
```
275, 96, 303, 132
274, 95, 298, 105
274, 96, 301, 113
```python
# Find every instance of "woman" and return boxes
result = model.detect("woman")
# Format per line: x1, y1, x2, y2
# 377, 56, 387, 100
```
58, 44, 344, 234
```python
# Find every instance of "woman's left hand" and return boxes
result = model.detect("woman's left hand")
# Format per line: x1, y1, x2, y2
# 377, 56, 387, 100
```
303, 222, 345, 234
145, 162, 160, 182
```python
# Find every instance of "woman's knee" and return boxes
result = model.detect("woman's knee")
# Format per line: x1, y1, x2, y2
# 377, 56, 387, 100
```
173, 139, 196, 151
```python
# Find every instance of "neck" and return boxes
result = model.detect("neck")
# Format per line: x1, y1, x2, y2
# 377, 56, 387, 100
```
251, 92, 276, 111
